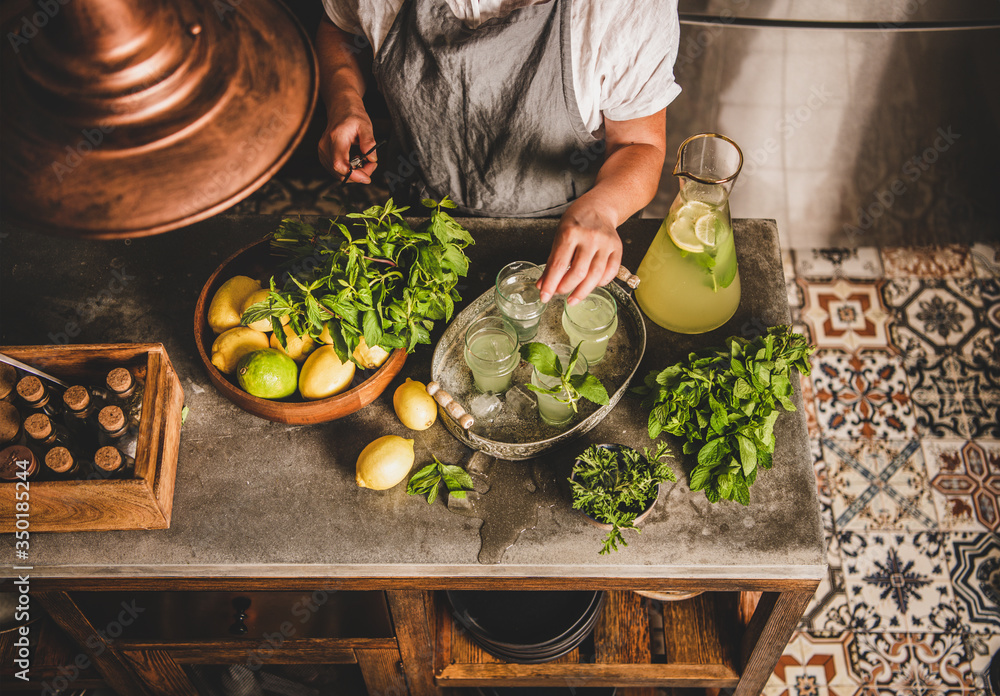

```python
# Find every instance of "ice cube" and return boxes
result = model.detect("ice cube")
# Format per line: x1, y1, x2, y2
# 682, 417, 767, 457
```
504, 385, 536, 420
470, 393, 503, 421
447, 491, 480, 512
509, 292, 526, 305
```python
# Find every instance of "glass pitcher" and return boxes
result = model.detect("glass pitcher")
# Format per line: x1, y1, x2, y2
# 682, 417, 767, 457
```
635, 133, 744, 334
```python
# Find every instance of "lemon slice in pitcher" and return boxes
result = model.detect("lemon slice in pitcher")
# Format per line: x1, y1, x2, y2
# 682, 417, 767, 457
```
668, 215, 704, 253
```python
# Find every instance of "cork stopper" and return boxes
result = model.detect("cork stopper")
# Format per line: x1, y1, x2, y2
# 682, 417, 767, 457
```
0, 445, 37, 481
16, 375, 44, 403
0, 402, 21, 444
94, 446, 123, 472
45, 446, 75, 474
106, 368, 134, 395
63, 385, 91, 411
99, 405, 126, 433
24, 413, 53, 441
0, 362, 17, 400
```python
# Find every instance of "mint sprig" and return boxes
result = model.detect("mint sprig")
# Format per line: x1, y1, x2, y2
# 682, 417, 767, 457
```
406, 456, 474, 504
632, 325, 813, 505
520, 342, 609, 413
241, 197, 473, 366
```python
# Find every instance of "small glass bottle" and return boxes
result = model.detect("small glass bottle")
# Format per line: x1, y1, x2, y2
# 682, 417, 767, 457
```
44, 446, 81, 480
97, 405, 138, 458
94, 446, 135, 479
0, 445, 39, 482
23, 413, 73, 457
16, 376, 63, 419
62, 385, 103, 448
0, 363, 18, 403
105, 368, 144, 425
0, 401, 25, 447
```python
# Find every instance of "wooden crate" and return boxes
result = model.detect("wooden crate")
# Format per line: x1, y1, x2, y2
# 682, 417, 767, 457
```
0, 343, 184, 532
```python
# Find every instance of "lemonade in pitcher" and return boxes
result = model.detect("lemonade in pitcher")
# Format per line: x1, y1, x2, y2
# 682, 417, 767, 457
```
635, 134, 744, 334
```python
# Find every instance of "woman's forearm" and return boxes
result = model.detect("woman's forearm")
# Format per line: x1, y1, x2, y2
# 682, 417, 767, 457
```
573, 140, 666, 226
316, 18, 368, 116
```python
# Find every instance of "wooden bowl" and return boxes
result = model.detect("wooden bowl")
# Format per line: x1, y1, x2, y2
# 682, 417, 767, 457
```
194, 238, 406, 424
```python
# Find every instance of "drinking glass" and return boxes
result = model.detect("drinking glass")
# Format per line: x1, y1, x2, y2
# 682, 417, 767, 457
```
561, 287, 618, 364
531, 344, 588, 427
495, 261, 547, 342
464, 316, 520, 394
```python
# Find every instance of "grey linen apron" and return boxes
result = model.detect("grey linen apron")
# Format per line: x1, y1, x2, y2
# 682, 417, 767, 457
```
372, 0, 602, 217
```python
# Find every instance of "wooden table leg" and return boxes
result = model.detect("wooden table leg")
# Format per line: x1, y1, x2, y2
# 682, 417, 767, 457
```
357, 647, 409, 695
735, 589, 815, 696
385, 590, 442, 696
35, 591, 154, 696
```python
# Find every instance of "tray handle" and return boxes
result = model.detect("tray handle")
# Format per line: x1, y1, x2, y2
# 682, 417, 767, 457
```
616, 265, 640, 289
426, 382, 474, 430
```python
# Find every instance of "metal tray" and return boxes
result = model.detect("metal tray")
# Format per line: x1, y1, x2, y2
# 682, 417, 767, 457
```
430, 280, 646, 460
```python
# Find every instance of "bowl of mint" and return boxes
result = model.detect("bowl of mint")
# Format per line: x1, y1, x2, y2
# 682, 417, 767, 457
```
569, 442, 675, 555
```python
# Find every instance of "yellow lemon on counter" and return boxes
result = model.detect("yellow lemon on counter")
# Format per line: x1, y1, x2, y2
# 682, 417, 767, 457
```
240, 289, 290, 333
236, 349, 298, 399
352, 337, 391, 369
298, 345, 356, 400
393, 378, 437, 431
208, 276, 262, 334
211, 326, 270, 374
356, 435, 415, 490
270, 324, 317, 363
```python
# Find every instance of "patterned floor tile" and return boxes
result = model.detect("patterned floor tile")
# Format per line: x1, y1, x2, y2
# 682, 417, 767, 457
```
971, 243, 1000, 279
923, 440, 1000, 534
769, 631, 863, 696
981, 278, 1000, 338
839, 532, 956, 633
801, 531, 853, 635
853, 632, 980, 694
802, 280, 891, 353
803, 373, 822, 439
906, 355, 1000, 440
963, 632, 1000, 693
949, 532, 1000, 633
824, 439, 936, 532
882, 278, 994, 365
882, 245, 977, 279
812, 351, 917, 440
794, 248, 883, 280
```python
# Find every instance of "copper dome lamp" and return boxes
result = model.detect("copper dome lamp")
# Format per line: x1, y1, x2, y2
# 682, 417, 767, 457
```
0, 0, 318, 239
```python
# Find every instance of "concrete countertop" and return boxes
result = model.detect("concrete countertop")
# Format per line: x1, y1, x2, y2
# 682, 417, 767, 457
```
0, 215, 824, 582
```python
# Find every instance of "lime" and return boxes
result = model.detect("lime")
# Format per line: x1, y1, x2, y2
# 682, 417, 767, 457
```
236, 349, 298, 399
694, 214, 724, 248
668, 215, 704, 253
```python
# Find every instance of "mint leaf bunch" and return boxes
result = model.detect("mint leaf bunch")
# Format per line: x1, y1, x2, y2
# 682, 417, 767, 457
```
519, 342, 609, 412
570, 443, 676, 554
632, 325, 813, 505
241, 197, 473, 366
406, 456, 474, 504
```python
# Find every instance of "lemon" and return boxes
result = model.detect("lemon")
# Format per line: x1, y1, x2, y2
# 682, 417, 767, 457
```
270, 324, 317, 363
667, 215, 704, 253
211, 326, 270, 374
208, 276, 262, 334
352, 337, 391, 369
393, 378, 437, 430
240, 289, 290, 333
318, 322, 335, 344
298, 345, 356, 400
356, 435, 415, 490
236, 349, 298, 399
675, 201, 712, 221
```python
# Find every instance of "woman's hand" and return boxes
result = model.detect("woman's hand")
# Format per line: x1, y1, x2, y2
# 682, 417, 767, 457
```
538, 200, 622, 305
318, 100, 378, 184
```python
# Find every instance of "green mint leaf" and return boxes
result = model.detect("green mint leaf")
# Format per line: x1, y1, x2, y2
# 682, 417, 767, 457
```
570, 373, 610, 406
520, 343, 561, 379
